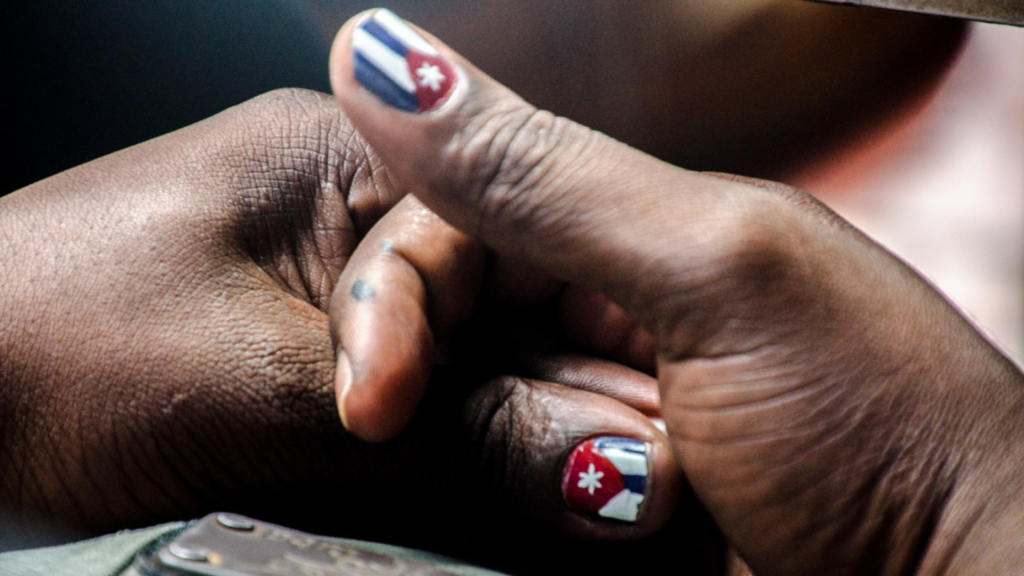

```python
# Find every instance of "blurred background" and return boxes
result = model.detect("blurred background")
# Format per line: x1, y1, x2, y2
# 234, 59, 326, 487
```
796, 21, 1023, 367
5, 1, 1020, 355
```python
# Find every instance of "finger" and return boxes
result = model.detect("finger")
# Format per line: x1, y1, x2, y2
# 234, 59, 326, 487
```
559, 287, 658, 375
330, 12, 1024, 576
327, 12, 905, 573
331, 359, 701, 571
330, 194, 485, 441
329, 8, 777, 355
460, 374, 680, 539
522, 354, 660, 417
522, 351, 669, 435
329, 197, 656, 443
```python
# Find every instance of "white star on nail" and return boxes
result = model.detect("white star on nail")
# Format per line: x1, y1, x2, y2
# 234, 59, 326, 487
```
577, 464, 604, 495
416, 63, 446, 92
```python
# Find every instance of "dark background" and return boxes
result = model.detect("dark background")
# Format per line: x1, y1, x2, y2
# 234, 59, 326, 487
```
6, 0, 331, 196
4, 1, 966, 197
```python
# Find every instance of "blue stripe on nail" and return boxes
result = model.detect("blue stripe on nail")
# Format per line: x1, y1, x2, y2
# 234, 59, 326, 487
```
623, 474, 646, 494
361, 18, 410, 57
354, 53, 418, 112
593, 437, 646, 454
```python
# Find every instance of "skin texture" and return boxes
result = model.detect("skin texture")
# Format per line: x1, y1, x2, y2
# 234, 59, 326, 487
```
330, 194, 661, 441
0, 90, 692, 566
330, 11, 1024, 575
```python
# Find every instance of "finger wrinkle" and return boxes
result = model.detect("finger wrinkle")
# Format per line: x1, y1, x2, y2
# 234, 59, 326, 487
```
465, 376, 528, 501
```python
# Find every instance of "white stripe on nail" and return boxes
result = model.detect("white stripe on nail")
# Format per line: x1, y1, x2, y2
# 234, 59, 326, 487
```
353, 27, 416, 92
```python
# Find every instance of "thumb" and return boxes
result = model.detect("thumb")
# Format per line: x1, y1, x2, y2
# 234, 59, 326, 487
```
328, 8, 779, 350
326, 10, 1024, 576
326, 6, 804, 565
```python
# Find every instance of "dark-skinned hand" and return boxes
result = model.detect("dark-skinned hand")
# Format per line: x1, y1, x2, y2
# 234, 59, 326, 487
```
329, 10, 1024, 575
0, 91, 705, 574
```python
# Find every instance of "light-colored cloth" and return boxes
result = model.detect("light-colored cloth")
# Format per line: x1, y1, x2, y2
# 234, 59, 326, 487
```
0, 522, 186, 576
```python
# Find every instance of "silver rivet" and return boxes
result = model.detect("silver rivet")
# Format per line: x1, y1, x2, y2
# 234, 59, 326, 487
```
216, 512, 256, 531
169, 542, 209, 562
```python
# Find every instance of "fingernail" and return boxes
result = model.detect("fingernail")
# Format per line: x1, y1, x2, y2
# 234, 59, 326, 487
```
649, 417, 667, 435
336, 350, 354, 430
562, 437, 649, 523
352, 9, 456, 113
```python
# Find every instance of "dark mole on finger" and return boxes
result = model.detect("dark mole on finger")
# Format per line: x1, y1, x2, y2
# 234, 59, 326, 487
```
352, 280, 376, 301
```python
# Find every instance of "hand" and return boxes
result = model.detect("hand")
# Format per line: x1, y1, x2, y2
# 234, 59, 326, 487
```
0, 91, 686, 560
329, 193, 660, 440
330, 10, 1024, 575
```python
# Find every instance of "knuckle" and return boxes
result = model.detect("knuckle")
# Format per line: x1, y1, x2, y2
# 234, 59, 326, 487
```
720, 208, 792, 278
229, 89, 354, 182
643, 187, 821, 353
719, 192, 825, 298
454, 106, 596, 236
202, 89, 366, 199
707, 216, 804, 317
211, 90, 388, 305
463, 376, 544, 504
672, 181, 813, 299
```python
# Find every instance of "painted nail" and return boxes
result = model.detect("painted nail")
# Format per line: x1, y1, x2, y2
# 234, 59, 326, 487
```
562, 437, 649, 523
336, 350, 354, 430
649, 417, 667, 435
352, 9, 456, 113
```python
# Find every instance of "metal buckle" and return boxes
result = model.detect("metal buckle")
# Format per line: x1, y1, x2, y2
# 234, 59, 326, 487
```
126, 512, 504, 576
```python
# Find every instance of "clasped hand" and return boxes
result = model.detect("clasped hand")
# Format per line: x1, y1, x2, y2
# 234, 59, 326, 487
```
1, 9, 1022, 576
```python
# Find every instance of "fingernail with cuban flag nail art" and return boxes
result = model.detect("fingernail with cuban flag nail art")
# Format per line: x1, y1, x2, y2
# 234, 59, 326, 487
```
352, 9, 456, 113
562, 437, 649, 523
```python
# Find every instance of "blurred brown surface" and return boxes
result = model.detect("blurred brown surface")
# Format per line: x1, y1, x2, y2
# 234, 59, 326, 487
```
308, 0, 966, 179
796, 23, 1024, 366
